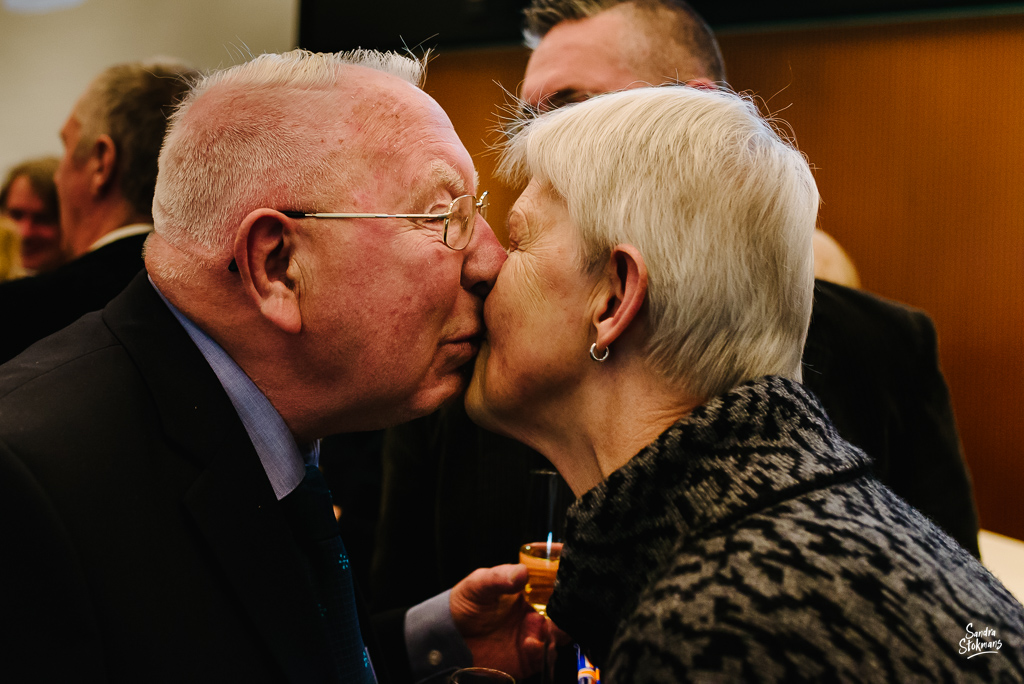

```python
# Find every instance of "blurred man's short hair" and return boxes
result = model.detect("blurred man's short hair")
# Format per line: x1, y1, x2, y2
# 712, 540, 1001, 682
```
73, 60, 198, 218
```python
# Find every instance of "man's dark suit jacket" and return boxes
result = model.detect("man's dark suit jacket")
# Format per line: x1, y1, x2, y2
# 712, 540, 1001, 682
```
370, 279, 980, 611
0, 231, 148, 364
0, 274, 409, 682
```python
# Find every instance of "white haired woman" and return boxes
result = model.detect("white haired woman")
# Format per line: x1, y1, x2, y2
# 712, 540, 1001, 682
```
466, 86, 1024, 681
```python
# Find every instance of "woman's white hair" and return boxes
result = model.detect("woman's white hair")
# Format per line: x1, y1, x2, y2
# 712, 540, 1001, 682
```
499, 86, 818, 400
152, 49, 424, 262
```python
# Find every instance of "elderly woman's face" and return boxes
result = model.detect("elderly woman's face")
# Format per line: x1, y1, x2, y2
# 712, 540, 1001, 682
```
467, 179, 601, 433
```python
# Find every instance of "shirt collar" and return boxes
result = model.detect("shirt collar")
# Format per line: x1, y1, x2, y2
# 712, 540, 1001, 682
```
149, 277, 313, 500
89, 223, 153, 252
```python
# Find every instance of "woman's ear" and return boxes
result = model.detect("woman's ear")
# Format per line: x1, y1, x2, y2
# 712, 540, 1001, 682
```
593, 244, 648, 352
232, 209, 302, 334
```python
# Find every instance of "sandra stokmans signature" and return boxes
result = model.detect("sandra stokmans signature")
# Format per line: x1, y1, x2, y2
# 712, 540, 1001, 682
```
959, 623, 1003, 658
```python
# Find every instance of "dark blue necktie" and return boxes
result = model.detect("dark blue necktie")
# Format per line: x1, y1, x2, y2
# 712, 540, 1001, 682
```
281, 464, 375, 683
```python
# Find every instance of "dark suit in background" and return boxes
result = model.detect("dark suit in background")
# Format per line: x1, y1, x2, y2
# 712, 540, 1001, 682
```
369, 279, 979, 611
804, 280, 977, 547
0, 274, 410, 682
0, 231, 147, 364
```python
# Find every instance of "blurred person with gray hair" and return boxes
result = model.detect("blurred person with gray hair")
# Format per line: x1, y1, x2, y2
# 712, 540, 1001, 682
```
467, 83, 1024, 681
0, 49, 559, 682
0, 59, 198, 364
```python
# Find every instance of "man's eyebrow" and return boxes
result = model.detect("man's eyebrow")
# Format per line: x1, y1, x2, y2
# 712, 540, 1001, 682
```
431, 160, 470, 196
411, 161, 478, 210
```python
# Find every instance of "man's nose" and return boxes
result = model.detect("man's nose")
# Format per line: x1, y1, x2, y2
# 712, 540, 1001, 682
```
460, 215, 507, 297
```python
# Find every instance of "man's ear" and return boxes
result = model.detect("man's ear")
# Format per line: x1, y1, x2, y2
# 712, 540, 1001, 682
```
593, 244, 648, 352
89, 134, 118, 197
233, 209, 302, 334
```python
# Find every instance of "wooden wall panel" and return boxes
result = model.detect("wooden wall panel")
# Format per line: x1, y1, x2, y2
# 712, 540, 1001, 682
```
426, 13, 1024, 539
718, 15, 1024, 540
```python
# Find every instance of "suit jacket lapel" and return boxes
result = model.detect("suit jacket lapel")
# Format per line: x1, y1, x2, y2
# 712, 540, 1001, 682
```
102, 274, 338, 682
185, 452, 338, 682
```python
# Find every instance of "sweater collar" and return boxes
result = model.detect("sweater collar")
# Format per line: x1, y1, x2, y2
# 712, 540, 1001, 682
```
547, 376, 871, 666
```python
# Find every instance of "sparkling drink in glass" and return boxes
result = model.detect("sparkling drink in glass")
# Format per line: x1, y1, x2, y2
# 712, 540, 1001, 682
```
519, 469, 572, 616
518, 540, 562, 615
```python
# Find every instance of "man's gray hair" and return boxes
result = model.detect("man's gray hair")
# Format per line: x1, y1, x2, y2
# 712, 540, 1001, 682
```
523, 0, 726, 83
75, 60, 199, 220
499, 86, 818, 400
152, 49, 425, 259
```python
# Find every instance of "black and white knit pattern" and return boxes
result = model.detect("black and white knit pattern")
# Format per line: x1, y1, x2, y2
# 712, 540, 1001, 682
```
547, 376, 1024, 682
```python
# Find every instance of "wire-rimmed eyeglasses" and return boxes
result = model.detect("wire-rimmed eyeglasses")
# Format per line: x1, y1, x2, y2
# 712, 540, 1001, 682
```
227, 193, 488, 272
283, 192, 489, 251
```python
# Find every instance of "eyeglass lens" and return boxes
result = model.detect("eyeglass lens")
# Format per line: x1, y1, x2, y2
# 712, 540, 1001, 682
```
445, 195, 486, 250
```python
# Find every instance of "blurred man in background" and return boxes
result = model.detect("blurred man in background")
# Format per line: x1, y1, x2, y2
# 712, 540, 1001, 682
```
0, 60, 197, 364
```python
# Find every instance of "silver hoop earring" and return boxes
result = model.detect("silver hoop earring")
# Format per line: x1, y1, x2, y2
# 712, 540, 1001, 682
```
589, 342, 610, 363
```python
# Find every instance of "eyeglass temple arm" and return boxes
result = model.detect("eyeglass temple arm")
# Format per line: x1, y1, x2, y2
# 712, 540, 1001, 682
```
279, 210, 447, 220
279, 194, 486, 221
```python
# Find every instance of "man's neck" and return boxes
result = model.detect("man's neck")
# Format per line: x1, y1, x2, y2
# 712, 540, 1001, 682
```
69, 203, 150, 258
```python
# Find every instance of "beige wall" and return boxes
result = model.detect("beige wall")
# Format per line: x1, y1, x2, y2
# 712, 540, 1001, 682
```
0, 0, 299, 175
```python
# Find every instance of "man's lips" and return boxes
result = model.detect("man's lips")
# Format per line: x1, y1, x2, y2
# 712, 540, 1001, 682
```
446, 330, 485, 364
451, 331, 483, 347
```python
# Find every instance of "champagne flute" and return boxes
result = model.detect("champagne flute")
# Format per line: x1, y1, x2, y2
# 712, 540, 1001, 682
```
519, 469, 572, 616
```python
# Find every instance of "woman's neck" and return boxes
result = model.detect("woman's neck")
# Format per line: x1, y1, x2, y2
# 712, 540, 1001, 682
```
521, 361, 702, 497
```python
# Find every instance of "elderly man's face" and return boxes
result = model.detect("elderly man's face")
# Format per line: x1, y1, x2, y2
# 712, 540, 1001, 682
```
466, 179, 597, 436
3, 175, 63, 272
300, 76, 506, 430
523, 7, 644, 112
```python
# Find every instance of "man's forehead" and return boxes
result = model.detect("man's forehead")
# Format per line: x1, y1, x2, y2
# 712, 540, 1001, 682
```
61, 107, 82, 132
523, 9, 643, 106
316, 73, 474, 201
